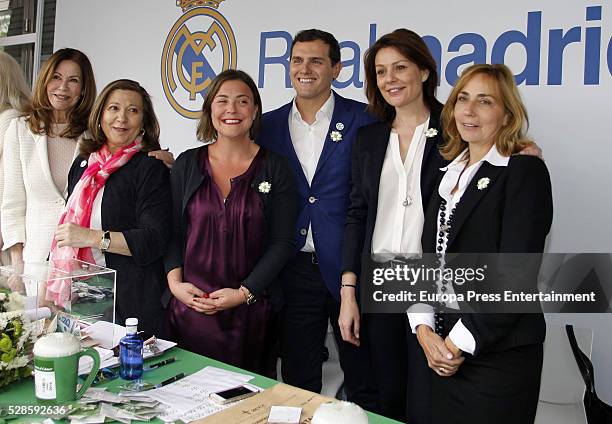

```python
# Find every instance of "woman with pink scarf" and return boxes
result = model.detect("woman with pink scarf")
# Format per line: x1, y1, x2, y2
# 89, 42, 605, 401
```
49, 79, 171, 336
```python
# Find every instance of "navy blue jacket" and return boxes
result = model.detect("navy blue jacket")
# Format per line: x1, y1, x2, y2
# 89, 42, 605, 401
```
257, 92, 377, 301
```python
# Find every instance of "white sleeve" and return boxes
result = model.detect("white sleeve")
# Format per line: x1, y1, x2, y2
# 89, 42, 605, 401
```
1, 118, 27, 250
407, 303, 435, 333
448, 318, 476, 355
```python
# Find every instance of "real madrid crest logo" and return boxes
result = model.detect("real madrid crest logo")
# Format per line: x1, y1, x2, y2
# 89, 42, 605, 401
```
161, 0, 237, 119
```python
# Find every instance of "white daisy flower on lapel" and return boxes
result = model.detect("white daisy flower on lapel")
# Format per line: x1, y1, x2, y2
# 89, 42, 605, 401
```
330, 130, 343, 142
477, 177, 491, 190
258, 181, 272, 193
425, 128, 438, 138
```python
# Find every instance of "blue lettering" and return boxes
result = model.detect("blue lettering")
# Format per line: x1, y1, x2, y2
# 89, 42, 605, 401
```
334, 41, 363, 89
369, 23, 377, 47
491, 11, 541, 85
547, 27, 581, 85
584, 6, 602, 84
258, 31, 292, 88
257, 5, 611, 87
446, 33, 487, 85
422, 36, 442, 86
608, 35, 612, 76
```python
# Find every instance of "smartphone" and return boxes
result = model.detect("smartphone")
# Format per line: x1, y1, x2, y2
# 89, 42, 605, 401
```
209, 385, 258, 404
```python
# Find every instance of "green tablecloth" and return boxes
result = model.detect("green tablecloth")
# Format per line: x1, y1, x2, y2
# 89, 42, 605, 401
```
0, 347, 400, 423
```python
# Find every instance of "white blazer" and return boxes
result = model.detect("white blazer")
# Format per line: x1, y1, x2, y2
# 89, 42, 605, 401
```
0, 108, 20, 257
1, 116, 80, 263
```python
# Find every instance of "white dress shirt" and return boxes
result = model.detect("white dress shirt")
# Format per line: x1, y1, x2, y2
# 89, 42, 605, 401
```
372, 120, 428, 258
408, 144, 509, 355
288, 93, 334, 252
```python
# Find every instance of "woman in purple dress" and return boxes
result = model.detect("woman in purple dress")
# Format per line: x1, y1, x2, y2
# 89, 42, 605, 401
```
164, 70, 296, 376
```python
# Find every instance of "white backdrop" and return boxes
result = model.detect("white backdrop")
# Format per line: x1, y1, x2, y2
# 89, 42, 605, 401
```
55, 0, 612, 400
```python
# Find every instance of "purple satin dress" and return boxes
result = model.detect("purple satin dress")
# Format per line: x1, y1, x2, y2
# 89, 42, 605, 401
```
167, 148, 274, 375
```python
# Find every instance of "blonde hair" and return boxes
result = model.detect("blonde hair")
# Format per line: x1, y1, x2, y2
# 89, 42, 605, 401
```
441, 64, 532, 161
0, 52, 30, 113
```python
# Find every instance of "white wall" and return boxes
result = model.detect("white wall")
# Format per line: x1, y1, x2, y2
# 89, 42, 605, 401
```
55, 0, 612, 400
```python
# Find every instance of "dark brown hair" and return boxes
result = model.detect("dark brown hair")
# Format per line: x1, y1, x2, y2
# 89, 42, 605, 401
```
441, 64, 532, 161
81, 79, 160, 156
196, 69, 262, 142
25, 48, 96, 138
364, 29, 441, 122
291, 29, 341, 66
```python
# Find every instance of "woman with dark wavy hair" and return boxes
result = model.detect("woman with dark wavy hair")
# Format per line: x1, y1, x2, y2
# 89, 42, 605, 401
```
50, 79, 171, 335
2, 48, 96, 265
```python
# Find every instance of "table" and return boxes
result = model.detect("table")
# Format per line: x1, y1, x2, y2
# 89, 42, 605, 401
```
0, 347, 401, 423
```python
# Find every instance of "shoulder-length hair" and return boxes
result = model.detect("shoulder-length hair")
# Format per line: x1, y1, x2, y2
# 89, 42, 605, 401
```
81, 79, 161, 156
441, 64, 532, 161
0, 52, 30, 113
24, 48, 96, 139
364, 28, 441, 123
196, 69, 262, 143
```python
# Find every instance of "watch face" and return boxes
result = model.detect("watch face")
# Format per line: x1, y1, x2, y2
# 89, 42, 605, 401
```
101, 238, 111, 251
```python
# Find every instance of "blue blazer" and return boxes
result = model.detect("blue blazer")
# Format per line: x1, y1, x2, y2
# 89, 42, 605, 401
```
257, 92, 377, 300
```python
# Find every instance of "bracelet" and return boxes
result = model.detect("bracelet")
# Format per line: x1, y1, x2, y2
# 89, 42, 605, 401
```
239, 285, 257, 305
340, 283, 357, 289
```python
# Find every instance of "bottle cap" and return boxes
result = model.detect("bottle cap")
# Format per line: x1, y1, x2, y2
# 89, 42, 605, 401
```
125, 318, 138, 326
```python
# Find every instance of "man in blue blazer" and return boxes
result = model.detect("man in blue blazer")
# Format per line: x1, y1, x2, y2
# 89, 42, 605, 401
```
257, 29, 378, 411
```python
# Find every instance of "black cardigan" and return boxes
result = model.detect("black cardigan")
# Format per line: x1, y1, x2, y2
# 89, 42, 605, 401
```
164, 145, 297, 307
68, 152, 171, 336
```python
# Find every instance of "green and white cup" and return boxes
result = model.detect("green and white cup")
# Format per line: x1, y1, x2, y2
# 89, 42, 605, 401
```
33, 333, 100, 404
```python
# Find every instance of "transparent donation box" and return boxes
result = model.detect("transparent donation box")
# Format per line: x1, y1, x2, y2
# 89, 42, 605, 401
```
0, 259, 116, 325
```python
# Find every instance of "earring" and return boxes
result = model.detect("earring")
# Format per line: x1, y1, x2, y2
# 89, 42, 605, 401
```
139, 128, 146, 136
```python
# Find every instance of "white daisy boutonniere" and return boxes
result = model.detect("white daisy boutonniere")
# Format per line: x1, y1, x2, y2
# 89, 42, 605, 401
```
477, 177, 490, 190
258, 181, 272, 194
425, 128, 438, 138
330, 130, 343, 142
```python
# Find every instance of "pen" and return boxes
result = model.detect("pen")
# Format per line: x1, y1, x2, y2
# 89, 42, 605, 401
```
159, 372, 185, 387
143, 357, 176, 371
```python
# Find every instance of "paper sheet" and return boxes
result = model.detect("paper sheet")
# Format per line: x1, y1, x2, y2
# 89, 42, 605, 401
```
194, 383, 336, 424
126, 365, 255, 422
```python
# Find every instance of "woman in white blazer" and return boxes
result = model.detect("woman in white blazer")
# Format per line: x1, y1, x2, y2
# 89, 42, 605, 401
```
2, 48, 98, 265
0, 52, 32, 265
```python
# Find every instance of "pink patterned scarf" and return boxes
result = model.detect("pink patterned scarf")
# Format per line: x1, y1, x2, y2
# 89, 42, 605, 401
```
47, 137, 143, 306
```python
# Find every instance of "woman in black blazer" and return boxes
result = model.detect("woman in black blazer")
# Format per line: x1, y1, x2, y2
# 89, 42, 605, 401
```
339, 29, 447, 422
420, 64, 552, 424
164, 70, 296, 377
52, 79, 171, 336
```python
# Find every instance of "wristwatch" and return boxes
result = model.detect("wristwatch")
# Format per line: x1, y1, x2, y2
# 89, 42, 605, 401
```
239, 285, 257, 305
99, 231, 111, 252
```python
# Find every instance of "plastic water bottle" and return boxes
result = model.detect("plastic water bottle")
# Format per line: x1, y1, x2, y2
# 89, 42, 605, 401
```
119, 318, 143, 380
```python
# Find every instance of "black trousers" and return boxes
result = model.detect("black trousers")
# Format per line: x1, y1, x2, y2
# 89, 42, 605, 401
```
363, 313, 409, 422
406, 326, 432, 424
280, 252, 379, 413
